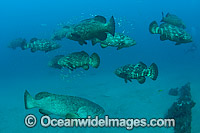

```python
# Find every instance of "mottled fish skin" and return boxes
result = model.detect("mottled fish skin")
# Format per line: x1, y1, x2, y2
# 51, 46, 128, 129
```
115, 62, 158, 84
58, 51, 90, 70
92, 33, 136, 50
149, 21, 192, 45
159, 23, 192, 44
24, 90, 105, 118
65, 16, 115, 45
23, 39, 61, 53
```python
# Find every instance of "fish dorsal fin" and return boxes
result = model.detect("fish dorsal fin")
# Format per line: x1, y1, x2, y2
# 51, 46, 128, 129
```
94, 16, 106, 23
137, 77, 146, 84
166, 13, 170, 17
39, 109, 52, 115
35, 92, 51, 100
138, 62, 147, 68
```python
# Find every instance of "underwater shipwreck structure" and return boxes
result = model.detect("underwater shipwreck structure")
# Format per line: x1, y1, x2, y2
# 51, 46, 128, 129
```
165, 83, 196, 133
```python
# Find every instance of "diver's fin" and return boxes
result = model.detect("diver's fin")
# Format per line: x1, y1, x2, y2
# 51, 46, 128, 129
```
97, 33, 107, 41
148, 63, 158, 80
106, 16, 115, 36
175, 42, 181, 45
100, 44, 108, 48
138, 62, 147, 68
39, 109, 52, 115
149, 21, 159, 34
137, 77, 146, 84
24, 90, 36, 109
160, 35, 167, 41
31, 48, 37, 53
89, 53, 100, 68
66, 113, 79, 118
94, 15, 106, 23
82, 65, 89, 70
35, 92, 51, 100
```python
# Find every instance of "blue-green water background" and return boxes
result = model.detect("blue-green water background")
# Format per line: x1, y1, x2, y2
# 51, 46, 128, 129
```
0, 0, 199, 132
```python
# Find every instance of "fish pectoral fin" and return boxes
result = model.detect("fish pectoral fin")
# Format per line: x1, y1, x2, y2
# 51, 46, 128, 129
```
160, 35, 166, 41
100, 44, 108, 48
91, 39, 98, 46
175, 42, 181, 45
66, 113, 80, 119
77, 106, 89, 118
97, 33, 107, 41
117, 46, 123, 50
137, 77, 146, 84
82, 65, 89, 70
31, 48, 36, 53
71, 33, 81, 39
125, 79, 128, 83
39, 109, 52, 115
94, 16, 106, 23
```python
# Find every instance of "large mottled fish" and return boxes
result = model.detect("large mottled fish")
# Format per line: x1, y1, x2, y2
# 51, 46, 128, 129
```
161, 12, 186, 29
8, 38, 61, 53
24, 90, 105, 118
91, 33, 136, 50
149, 21, 192, 45
114, 62, 158, 84
56, 51, 100, 71
63, 15, 115, 45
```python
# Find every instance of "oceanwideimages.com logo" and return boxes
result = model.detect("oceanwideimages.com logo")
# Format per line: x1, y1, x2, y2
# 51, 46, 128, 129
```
24, 114, 175, 130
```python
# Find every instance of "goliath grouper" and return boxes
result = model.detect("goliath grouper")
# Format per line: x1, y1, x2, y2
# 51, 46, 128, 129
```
63, 15, 115, 45
24, 90, 105, 118
91, 33, 136, 50
161, 12, 186, 29
149, 21, 192, 45
55, 51, 100, 71
115, 62, 158, 84
8, 38, 61, 53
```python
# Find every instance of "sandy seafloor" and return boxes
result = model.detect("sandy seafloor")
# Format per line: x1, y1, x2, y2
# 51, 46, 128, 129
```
0, 62, 199, 133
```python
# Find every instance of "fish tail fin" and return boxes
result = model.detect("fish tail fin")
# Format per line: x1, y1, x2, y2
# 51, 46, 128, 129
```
147, 63, 158, 80
89, 53, 100, 68
106, 16, 115, 36
149, 21, 160, 34
24, 90, 36, 109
